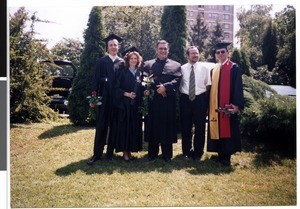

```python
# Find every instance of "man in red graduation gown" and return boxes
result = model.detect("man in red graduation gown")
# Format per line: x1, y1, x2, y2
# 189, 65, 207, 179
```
87, 34, 124, 165
207, 42, 244, 166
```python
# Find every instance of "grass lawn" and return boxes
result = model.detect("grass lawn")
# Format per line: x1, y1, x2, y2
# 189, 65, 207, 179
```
10, 120, 296, 208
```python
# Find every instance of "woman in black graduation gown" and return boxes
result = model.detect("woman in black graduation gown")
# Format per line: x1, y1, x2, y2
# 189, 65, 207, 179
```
113, 48, 143, 161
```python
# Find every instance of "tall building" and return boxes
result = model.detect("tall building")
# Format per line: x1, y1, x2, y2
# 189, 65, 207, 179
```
186, 5, 234, 43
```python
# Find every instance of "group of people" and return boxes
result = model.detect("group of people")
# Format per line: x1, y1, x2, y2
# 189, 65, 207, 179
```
87, 33, 244, 167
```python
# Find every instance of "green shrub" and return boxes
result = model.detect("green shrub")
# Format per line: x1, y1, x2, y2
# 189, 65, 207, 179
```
241, 94, 296, 156
240, 102, 260, 137
242, 75, 276, 102
257, 95, 296, 155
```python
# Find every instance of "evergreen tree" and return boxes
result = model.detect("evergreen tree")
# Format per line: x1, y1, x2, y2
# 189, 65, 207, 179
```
240, 49, 251, 76
230, 48, 251, 76
68, 7, 106, 125
10, 7, 58, 123
262, 20, 277, 71
161, 6, 187, 64
206, 21, 224, 62
231, 48, 242, 71
189, 12, 208, 54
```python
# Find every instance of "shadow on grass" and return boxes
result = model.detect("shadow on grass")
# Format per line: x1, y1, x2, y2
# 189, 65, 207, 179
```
38, 124, 94, 139
55, 154, 234, 177
241, 137, 296, 168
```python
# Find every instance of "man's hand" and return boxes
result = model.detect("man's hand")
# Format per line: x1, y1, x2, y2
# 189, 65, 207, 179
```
156, 84, 167, 97
89, 103, 95, 108
228, 104, 239, 114
124, 92, 136, 99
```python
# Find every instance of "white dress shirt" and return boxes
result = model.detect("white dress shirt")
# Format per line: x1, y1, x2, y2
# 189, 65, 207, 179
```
109, 54, 118, 62
179, 62, 212, 95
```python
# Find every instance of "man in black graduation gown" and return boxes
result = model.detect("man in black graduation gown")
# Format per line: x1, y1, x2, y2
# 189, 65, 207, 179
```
207, 42, 244, 166
87, 34, 124, 166
143, 40, 182, 162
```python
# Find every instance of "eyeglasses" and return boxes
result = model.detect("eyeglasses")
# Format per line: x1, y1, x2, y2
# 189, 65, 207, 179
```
215, 50, 226, 55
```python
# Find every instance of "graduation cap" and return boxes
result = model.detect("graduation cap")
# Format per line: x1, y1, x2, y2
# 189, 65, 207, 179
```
214, 42, 232, 51
122, 46, 142, 57
102, 33, 123, 51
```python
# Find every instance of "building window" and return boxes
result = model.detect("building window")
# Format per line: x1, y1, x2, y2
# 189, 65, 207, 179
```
223, 23, 230, 29
223, 5, 231, 11
223, 14, 230, 20
208, 22, 217, 28
209, 5, 218, 10
224, 32, 230, 38
209, 13, 219, 19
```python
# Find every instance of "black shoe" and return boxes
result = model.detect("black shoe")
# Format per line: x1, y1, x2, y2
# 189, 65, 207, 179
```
148, 157, 156, 161
220, 154, 231, 167
163, 158, 171, 162
106, 155, 113, 161
193, 156, 201, 161
221, 159, 231, 167
183, 154, 192, 159
87, 155, 101, 166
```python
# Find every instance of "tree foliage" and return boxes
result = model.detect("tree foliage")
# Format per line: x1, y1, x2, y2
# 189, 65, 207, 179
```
161, 6, 187, 64
239, 49, 251, 76
188, 12, 209, 57
236, 5, 272, 69
68, 6, 106, 125
10, 7, 59, 123
103, 6, 162, 61
205, 21, 224, 62
51, 38, 84, 69
230, 48, 251, 76
274, 5, 296, 87
262, 20, 277, 70
237, 5, 295, 87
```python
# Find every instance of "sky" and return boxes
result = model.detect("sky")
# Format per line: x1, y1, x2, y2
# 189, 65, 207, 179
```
8, 0, 297, 49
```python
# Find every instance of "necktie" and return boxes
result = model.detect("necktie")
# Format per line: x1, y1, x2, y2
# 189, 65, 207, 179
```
189, 65, 195, 101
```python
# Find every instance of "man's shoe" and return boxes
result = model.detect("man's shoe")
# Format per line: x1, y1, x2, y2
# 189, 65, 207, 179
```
163, 158, 171, 162
106, 155, 113, 161
220, 154, 231, 167
193, 157, 201, 162
211, 155, 222, 163
87, 155, 101, 166
183, 154, 193, 159
221, 159, 231, 167
148, 157, 156, 161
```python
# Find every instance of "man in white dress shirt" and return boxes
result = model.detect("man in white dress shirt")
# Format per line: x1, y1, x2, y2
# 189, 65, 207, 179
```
179, 46, 212, 161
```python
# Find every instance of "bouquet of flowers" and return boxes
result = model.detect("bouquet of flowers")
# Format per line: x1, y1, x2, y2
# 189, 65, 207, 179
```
86, 91, 102, 106
139, 74, 155, 116
216, 104, 239, 117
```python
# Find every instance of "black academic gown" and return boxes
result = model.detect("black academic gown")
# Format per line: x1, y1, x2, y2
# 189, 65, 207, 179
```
91, 55, 124, 156
207, 63, 244, 155
113, 67, 143, 153
143, 58, 182, 144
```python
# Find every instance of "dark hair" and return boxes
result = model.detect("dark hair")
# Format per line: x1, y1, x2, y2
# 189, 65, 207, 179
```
124, 51, 143, 69
186, 46, 198, 55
